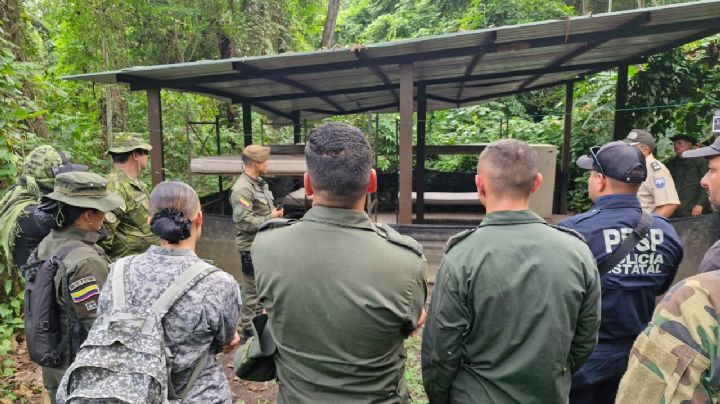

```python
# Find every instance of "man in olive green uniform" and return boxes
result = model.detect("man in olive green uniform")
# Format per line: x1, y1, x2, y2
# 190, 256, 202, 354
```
252, 123, 427, 403
666, 134, 708, 218
26, 172, 123, 403
230, 144, 283, 342
623, 129, 680, 218
101, 132, 158, 259
421, 139, 601, 404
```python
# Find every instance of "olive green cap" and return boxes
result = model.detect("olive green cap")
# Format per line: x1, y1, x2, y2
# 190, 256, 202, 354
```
242, 144, 271, 162
47, 172, 124, 212
107, 132, 153, 154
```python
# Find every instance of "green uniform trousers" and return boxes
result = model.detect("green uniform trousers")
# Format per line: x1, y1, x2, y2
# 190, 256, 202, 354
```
239, 272, 263, 340
42, 365, 67, 404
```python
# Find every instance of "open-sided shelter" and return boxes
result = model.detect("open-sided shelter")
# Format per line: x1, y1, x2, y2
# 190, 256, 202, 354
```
66, 0, 720, 223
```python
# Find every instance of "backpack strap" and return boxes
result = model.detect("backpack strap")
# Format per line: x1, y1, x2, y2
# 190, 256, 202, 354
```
149, 260, 217, 318
597, 211, 653, 276
149, 259, 217, 400
111, 256, 132, 310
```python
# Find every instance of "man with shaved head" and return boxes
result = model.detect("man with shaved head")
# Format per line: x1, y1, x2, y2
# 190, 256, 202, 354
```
422, 139, 601, 404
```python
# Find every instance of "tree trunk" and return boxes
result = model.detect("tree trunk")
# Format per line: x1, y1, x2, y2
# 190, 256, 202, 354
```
321, 0, 340, 48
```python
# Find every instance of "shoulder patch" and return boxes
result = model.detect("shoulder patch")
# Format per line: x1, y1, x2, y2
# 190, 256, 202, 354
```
259, 218, 297, 231
548, 224, 586, 243
444, 227, 478, 253
104, 211, 118, 224
655, 177, 666, 189
651, 161, 662, 171
375, 223, 424, 257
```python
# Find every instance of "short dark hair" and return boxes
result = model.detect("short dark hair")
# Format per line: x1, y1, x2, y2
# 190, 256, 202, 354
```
241, 154, 253, 165
57, 204, 98, 229
110, 149, 147, 164
478, 139, 538, 198
305, 123, 373, 205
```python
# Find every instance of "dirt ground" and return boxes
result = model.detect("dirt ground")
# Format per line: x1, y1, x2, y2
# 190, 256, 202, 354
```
2, 334, 277, 404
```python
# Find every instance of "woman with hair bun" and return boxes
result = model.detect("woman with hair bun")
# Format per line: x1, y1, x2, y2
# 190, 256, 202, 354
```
90, 181, 241, 403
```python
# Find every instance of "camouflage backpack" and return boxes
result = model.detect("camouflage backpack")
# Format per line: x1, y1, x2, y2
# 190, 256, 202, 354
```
56, 256, 218, 404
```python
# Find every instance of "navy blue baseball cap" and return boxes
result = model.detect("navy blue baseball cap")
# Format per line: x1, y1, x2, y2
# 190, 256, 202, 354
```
683, 136, 720, 158
577, 141, 647, 183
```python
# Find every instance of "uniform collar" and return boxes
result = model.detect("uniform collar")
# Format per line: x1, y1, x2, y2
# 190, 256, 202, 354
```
302, 205, 375, 231
591, 194, 641, 210
480, 209, 546, 226
114, 167, 143, 188
241, 171, 267, 187
645, 154, 657, 163
147, 244, 197, 257
52, 227, 102, 244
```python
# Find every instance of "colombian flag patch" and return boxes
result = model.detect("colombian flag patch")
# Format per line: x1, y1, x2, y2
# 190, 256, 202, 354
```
238, 197, 251, 208
71, 284, 100, 303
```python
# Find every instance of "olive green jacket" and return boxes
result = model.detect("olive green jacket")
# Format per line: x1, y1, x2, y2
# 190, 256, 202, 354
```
30, 227, 111, 357
422, 210, 601, 404
100, 168, 157, 259
230, 172, 274, 252
666, 156, 709, 218
252, 206, 427, 403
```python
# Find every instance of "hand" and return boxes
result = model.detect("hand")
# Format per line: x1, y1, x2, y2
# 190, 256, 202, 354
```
271, 207, 284, 218
410, 308, 428, 337
223, 332, 241, 353
692, 205, 703, 217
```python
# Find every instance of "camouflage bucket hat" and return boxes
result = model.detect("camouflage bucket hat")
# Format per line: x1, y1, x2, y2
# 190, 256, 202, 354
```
107, 132, 153, 154
23, 145, 63, 189
47, 172, 123, 212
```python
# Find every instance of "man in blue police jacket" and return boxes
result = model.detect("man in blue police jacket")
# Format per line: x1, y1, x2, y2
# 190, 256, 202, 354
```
561, 141, 684, 404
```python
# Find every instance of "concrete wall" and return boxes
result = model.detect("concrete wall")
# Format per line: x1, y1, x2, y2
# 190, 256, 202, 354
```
197, 213, 720, 286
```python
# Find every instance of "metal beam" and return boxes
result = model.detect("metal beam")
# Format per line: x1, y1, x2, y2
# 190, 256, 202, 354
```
560, 82, 574, 214
118, 17, 720, 91
147, 89, 165, 186
456, 54, 485, 105
398, 63, 414, 225
243, 102, 252, 146
180, 85, 294, 121
519, 12, 651, 90
614, 64, 629, 140
354, 47, 400, 105
233, 62, 345, 113
292, 111, 302, 144
416, 84, 427, 223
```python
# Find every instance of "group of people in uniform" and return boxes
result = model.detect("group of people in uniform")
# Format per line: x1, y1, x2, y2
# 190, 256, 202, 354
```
2, 119, 720, 403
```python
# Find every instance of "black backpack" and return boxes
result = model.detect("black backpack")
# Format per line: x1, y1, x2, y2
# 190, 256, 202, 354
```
22, 242, 86, 367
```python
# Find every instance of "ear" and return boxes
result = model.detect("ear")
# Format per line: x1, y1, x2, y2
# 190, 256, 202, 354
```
83, 209, 95, 222
194, 210, 203, 228
304, 173, 314, 196
367, 169, 378, 194
530, 173, 543, 194
475, 174, 485, 196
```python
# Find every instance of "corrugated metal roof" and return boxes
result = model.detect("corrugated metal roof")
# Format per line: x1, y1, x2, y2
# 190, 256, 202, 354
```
65, 0, 720, 124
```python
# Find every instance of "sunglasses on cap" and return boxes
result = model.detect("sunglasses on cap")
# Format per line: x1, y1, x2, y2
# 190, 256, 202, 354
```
588, 146, 605, 176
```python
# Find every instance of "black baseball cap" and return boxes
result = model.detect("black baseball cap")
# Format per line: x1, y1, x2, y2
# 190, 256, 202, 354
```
622, 129, 656, 150
577, 141, 647, 183
683, 136, 720, 158
670, 134, 698, 143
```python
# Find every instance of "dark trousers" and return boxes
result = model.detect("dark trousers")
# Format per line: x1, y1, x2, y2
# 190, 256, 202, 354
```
569, 375, 622, 404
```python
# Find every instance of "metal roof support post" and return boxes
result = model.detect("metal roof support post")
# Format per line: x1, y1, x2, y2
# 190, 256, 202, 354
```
614, 64, 629, 140
147, 88, 165, 186
416, 84, 427, 223
560, 81, 574, 214
398, 63, 414, 225
243, 102, 253, 146
292, 110, 301, 144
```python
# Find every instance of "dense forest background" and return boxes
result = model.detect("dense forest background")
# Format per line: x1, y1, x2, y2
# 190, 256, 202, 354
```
1, 0, 719, 397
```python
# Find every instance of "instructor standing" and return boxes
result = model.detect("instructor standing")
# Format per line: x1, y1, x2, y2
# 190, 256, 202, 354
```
230, 145, 282, 343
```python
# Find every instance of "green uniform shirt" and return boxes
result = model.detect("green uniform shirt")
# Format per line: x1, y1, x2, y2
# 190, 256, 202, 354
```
100, 168, 157, 259
230, 172, 274, 252
422, 210, 601, 404
666, 156, 709, 218
32, 227, 111, 336
252, 206, 427, 403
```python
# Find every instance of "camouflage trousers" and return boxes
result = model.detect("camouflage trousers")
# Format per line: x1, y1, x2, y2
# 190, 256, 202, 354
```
239, 272, 263, 342
42, 365, 67, 404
